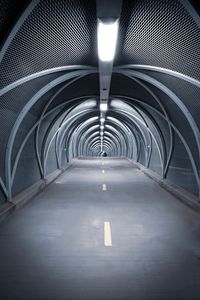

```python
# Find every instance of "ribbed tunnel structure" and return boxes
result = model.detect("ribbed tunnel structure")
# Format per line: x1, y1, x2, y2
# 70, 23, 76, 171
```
0, 1, 200, 299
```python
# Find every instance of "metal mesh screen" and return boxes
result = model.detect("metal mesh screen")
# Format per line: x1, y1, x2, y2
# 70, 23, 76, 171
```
167, 131, 198, 196
116, 0, 200, 81
0, 0, 97, 88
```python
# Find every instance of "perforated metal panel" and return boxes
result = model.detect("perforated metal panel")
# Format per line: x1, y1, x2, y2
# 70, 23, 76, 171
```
116, 0, 200, 80
0, 0, 97, 88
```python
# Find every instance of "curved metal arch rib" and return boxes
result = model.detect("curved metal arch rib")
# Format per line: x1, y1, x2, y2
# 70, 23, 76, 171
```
109, 108, 164, 170
112, 70, 173, 177
0, 0, 40, 64
116, 70, 200, 173
114, 95, 200, 197
115, 65, 200, 88
108, 109, 156, 166
105, 118, 138, 159
43, 109, 97, 174
5, 70, 97, 199
11, 96, 98, 189
106, 116, 139, 160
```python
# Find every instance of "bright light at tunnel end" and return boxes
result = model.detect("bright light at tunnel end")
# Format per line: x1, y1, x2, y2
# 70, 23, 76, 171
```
98, 20, 119, 62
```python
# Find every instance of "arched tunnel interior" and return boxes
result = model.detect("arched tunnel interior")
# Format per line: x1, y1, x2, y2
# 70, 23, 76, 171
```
0, 1, 200, 299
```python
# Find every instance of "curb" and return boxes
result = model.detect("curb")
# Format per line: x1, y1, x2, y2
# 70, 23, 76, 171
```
0, 161, 74, 224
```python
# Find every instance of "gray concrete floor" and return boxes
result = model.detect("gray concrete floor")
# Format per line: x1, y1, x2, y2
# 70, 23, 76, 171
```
0, 158, 200, 300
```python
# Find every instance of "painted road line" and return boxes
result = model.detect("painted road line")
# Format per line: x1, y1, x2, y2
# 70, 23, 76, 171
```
104, 222, 112, 246
102, 169, 105, 174
102, 183, 107, 191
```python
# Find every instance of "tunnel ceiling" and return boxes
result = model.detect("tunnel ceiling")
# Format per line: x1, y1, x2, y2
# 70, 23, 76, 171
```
0, 0, 200, 202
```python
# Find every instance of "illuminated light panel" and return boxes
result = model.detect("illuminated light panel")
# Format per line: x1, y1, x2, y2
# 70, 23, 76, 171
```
98, 20, 118, 61
100, 103, 108, 111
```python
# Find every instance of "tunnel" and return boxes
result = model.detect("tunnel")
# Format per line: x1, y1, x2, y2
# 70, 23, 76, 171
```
0, 0, 200, 299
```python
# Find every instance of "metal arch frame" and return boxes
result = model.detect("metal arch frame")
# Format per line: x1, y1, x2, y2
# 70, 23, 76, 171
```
72, 122, 99, 157
109, 108, 164, 170
110, 99, 154, 168
41, 104, 80, 171
108, 122, 135, 158
101, 129, 123, 155
11, 96, 97, 190
103, 137, 118, 156
110, 102, 167, 171
106, 116, 138, 160
107, 115, 142, 161
105, 124, 129, 156
91, 136, 117, 156
124, 100, 165, 170
35, 76, 98, 177
0, 0, 41, 199
43, 109, 97, 174
71, 119, 99, 153
73, 126, 99, 157
42, 102, 98, 170
5, 70, 97, 199
115, 69, 200, 172
55, 101, 98, 165
0, 177, 8, 198
87, 140, 102, 156
88, 143, 99, 156
59, 111, 99, 161
86, 139, 116, 155
57, 110, 99, 162
102, 140, 114, 155
101, 143, 114, 156
39, 99, 78, 174
85, 136, 100, 156
64, 122, 100, 159
107, 112, 146, 163
108, 109, 153, 166
85, 133, 118, 156
73, 123, 99, 157
179, 0, 200, 30
105, 118, 137, 159
83, 132, 100, 154
76, 124, 100, 157
103, 131, 122, 155
0, 0, 40, 64
109, 98, 168, 164
90, 140, 114, 156
114, 109, 164, 170
90, 141, 112, 156
104, 130, 124, 156
0, 66, 97, 96
113, 95, 200, 197
113, 70, 173, 177
115, 65, 200, 88
84, 134, 102, 155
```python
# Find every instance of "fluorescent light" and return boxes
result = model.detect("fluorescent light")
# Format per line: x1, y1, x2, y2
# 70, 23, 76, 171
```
98, 20, 118, 61
100, 103, 108, 111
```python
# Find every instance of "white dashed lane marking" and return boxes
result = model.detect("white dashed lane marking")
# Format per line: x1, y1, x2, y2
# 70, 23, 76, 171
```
104, 222, 112, 246
102, 184, 107, 191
